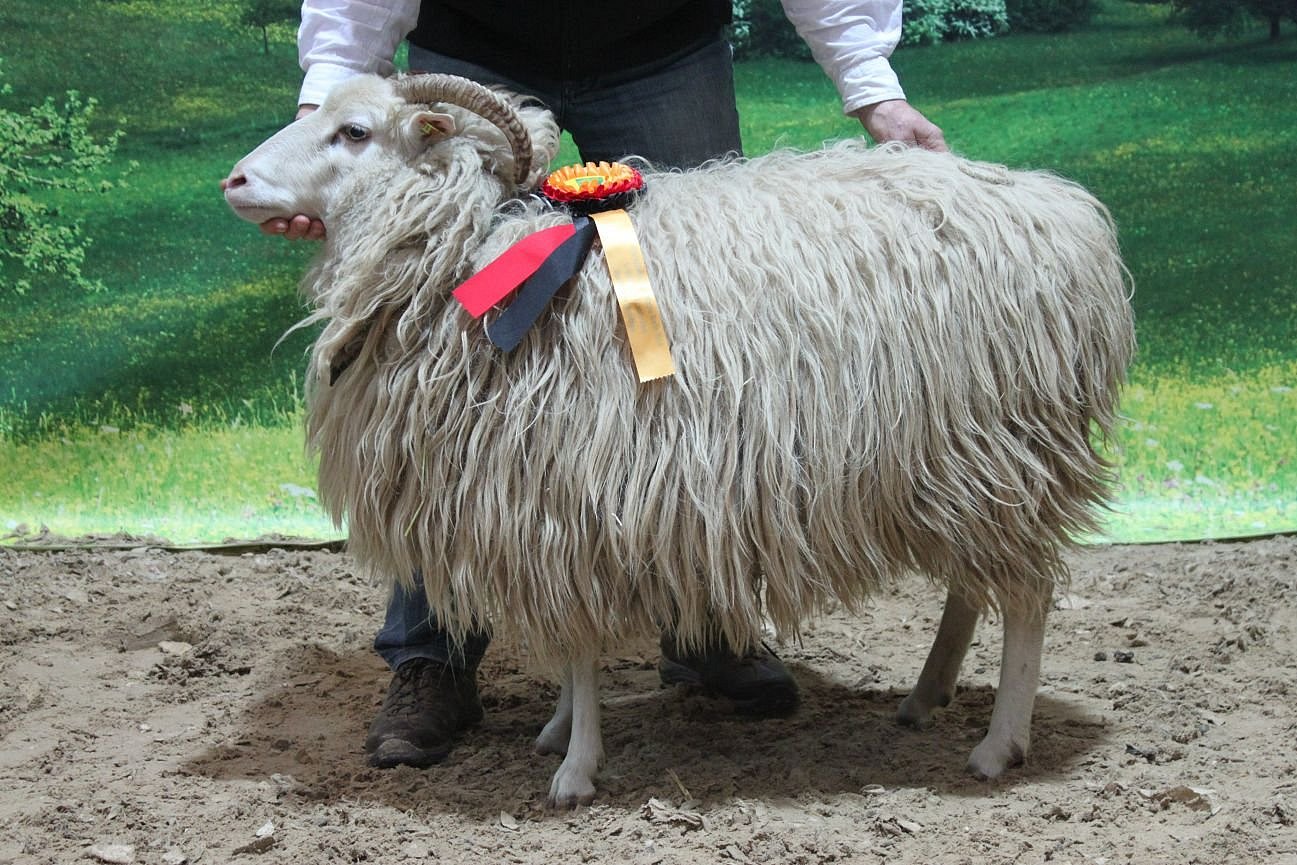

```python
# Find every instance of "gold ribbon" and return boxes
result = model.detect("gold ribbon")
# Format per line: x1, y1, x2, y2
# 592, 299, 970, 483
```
590, 209, 675, 382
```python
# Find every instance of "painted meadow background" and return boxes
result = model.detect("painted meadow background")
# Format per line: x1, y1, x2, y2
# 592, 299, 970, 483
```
1, 0, 1294, 545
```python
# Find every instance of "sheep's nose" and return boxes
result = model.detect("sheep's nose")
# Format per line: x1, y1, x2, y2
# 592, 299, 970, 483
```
221, 171, 247, 192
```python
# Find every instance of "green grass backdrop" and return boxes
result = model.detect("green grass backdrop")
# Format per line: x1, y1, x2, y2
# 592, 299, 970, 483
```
1, 1, 1293, 543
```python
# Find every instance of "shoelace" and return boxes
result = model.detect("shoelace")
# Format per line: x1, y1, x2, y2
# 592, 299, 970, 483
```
386, 662, 436, 712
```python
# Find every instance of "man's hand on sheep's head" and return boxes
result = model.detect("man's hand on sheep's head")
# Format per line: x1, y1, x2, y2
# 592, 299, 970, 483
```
853, 100, 948, 153
257, 213, 327, 241
258, 104, 326, 241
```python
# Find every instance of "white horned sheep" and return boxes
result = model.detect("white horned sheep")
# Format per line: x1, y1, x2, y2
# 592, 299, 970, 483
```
223, 73, 1135, 807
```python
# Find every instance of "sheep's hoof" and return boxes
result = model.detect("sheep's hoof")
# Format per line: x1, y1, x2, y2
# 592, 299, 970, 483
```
534, 738, 567, 757
895, 688, 952, 729
534, 724, 569, 757
896, 698, 933, 729
547, 769, 597, 809
966, 734, 1027, 780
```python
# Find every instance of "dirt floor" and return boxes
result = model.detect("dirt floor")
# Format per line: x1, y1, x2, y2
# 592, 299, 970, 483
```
2, 534, 1295, 864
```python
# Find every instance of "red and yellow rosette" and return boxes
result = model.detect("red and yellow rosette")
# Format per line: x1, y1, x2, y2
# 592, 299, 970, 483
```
541, 161, 644, 210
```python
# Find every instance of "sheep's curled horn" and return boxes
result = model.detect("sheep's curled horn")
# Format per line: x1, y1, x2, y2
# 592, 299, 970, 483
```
394, 73, 533, 187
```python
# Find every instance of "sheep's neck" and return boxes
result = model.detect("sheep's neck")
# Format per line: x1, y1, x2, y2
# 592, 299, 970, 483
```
316, 167, 502, 381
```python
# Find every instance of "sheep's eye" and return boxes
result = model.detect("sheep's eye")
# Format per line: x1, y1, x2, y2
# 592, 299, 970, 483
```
336, 124, 370, 143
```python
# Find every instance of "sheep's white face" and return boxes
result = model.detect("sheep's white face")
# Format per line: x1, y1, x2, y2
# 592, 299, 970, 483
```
222, 77, 455, 227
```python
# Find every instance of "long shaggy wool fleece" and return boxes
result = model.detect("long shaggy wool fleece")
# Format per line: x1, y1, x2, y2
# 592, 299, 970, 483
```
301, 131, 1134, 670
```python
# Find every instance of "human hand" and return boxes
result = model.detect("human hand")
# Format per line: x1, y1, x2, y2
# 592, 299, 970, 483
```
256, 104, 326, 240
852, 100, 948, 153
256, 213, 327, 241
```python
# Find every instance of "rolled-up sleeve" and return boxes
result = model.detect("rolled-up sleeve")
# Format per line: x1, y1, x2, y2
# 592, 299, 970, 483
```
779, 0, 906, 114
298, 0, 421, 107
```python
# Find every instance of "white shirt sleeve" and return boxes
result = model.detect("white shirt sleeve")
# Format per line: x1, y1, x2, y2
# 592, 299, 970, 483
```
779, 0, 907, 115
297, 0, 422, 107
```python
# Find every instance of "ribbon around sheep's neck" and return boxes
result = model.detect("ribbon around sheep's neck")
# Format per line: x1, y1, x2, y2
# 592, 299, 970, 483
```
452, 211, 675, 382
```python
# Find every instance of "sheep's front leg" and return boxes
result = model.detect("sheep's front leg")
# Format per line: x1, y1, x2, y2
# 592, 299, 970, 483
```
534, 666, 574, 756
545, 656, 603, 808
898, 588, 980, 728
967, 586, 1050, 779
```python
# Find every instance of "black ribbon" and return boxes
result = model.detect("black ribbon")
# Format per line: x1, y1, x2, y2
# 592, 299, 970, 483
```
486, 216, 597, 352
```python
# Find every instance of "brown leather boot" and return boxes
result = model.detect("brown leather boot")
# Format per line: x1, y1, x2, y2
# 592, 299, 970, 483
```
364, 658, 485, 768
658, 633, 799, 717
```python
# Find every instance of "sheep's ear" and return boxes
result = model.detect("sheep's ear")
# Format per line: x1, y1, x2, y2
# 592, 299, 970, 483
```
412, 111, 456, 142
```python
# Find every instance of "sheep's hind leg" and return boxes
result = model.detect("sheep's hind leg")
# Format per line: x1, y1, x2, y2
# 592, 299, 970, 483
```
546, 656, 604, 808
534, 667, 574, 756
898, 588, 979, 728
967, 584, 1051, 780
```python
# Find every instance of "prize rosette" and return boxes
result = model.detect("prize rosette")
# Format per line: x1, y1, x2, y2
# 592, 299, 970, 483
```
541, 161, 644, 214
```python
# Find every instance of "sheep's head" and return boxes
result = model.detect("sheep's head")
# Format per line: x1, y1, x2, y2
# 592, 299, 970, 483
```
222, 73, 560, 227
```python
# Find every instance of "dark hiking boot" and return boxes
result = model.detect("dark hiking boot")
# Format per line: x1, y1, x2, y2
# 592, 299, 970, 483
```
364, 658, 485, 768
658, 633, 799, 717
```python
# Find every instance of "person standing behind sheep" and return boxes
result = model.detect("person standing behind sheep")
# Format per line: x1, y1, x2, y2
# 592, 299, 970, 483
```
249, 0, 947, 770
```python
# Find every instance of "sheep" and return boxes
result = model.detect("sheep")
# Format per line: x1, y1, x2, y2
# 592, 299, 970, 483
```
223, 73, 1135, 808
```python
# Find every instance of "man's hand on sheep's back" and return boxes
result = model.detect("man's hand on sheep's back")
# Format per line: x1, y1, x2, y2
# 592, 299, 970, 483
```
259, 104, 327, 241
853, 100, 948, 153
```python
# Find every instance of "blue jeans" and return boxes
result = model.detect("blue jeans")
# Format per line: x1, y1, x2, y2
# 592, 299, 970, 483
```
375, 38, 743, 672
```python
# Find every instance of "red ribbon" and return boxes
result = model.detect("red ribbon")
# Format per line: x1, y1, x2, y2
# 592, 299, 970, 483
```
452, 222, 579, 318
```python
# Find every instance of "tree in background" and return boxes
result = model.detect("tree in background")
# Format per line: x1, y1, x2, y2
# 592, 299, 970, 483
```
1003, 0, 1099, 33
0, 64, 127, 296
1173, 0, 1295, 39
241, 0, 299, 55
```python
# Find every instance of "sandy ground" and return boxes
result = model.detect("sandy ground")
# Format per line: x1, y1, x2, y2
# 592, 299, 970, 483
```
2, 535, 1295, 864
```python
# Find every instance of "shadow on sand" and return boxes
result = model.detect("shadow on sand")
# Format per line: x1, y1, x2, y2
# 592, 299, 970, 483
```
184, 642, 1108, 818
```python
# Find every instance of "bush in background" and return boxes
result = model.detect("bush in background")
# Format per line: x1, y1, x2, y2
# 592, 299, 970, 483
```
729, 0, 813, 60
0, 63, 128, 296
902, 0, 1011, 45
1004, 0, 1101, 32
730, 0, 1009, 55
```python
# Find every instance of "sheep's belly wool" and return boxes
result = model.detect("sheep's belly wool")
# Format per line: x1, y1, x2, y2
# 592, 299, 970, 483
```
306, 142, 1134, 670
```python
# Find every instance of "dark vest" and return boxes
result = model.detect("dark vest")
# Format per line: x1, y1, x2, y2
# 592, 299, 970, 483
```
409, 1, 732, 80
